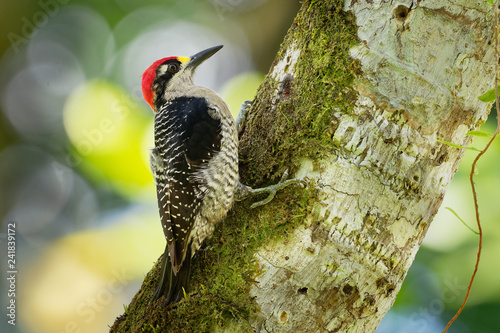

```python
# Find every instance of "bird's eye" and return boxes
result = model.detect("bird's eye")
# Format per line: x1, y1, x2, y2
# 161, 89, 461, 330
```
167, 63, 179, 73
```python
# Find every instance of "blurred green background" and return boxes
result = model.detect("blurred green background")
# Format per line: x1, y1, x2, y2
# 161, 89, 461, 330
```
0, 1, 498, 332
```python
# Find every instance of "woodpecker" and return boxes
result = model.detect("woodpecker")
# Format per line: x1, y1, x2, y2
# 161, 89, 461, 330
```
142, 45, 302, 305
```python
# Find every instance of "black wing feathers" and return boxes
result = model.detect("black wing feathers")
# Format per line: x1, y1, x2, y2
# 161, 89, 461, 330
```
186, 119, 221, 165
154, 96, 221, 276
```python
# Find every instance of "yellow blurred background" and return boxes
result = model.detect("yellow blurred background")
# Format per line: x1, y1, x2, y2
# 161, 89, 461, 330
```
0, 1, 498, 333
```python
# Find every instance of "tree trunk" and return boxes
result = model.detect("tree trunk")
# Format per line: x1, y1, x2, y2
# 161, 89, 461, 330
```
111, 0, 495, 332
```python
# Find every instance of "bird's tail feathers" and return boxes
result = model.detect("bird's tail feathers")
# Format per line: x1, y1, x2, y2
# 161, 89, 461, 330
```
153, 244, 192, 305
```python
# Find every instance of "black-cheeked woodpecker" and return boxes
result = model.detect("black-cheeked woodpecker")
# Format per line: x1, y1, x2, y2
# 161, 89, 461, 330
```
141, 45, 302, 305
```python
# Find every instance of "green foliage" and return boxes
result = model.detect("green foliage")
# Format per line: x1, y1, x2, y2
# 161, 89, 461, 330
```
466, 130, 493, 137
444, 207, 479, 235
438, 129, 499, 153
437, 140, 482, 152
478, 86, 498, 102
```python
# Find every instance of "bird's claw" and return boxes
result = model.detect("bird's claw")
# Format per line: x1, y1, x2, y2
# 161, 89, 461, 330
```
250, 168, 306, 209
236, 100, 252, 134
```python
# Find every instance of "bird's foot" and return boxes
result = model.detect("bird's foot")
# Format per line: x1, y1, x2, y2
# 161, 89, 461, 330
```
235, 168, 306, 209
235, 100, 252, 135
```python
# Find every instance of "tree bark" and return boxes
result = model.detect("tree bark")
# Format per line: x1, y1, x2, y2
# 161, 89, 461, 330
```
111, 0, 496, 332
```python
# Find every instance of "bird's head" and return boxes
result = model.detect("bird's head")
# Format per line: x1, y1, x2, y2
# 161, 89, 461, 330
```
141, 45, 223, 112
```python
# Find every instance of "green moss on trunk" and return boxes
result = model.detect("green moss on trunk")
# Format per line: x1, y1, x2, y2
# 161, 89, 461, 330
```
239, 0, 361, 185
111, 188, 314, 332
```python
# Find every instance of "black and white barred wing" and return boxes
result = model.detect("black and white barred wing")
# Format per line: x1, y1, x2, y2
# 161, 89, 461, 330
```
152, 97, 221, 274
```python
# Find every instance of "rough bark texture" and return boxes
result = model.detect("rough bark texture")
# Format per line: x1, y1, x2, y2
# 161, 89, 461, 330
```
110, 1, 495, 332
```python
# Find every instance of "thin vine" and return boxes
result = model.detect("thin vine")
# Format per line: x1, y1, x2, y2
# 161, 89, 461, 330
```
442, 1, 500, 331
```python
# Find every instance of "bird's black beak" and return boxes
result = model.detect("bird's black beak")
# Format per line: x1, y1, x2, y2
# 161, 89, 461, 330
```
186, 45, 223, 69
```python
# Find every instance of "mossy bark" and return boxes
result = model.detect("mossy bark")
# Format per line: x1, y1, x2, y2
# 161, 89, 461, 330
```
110, 1, 496, 332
